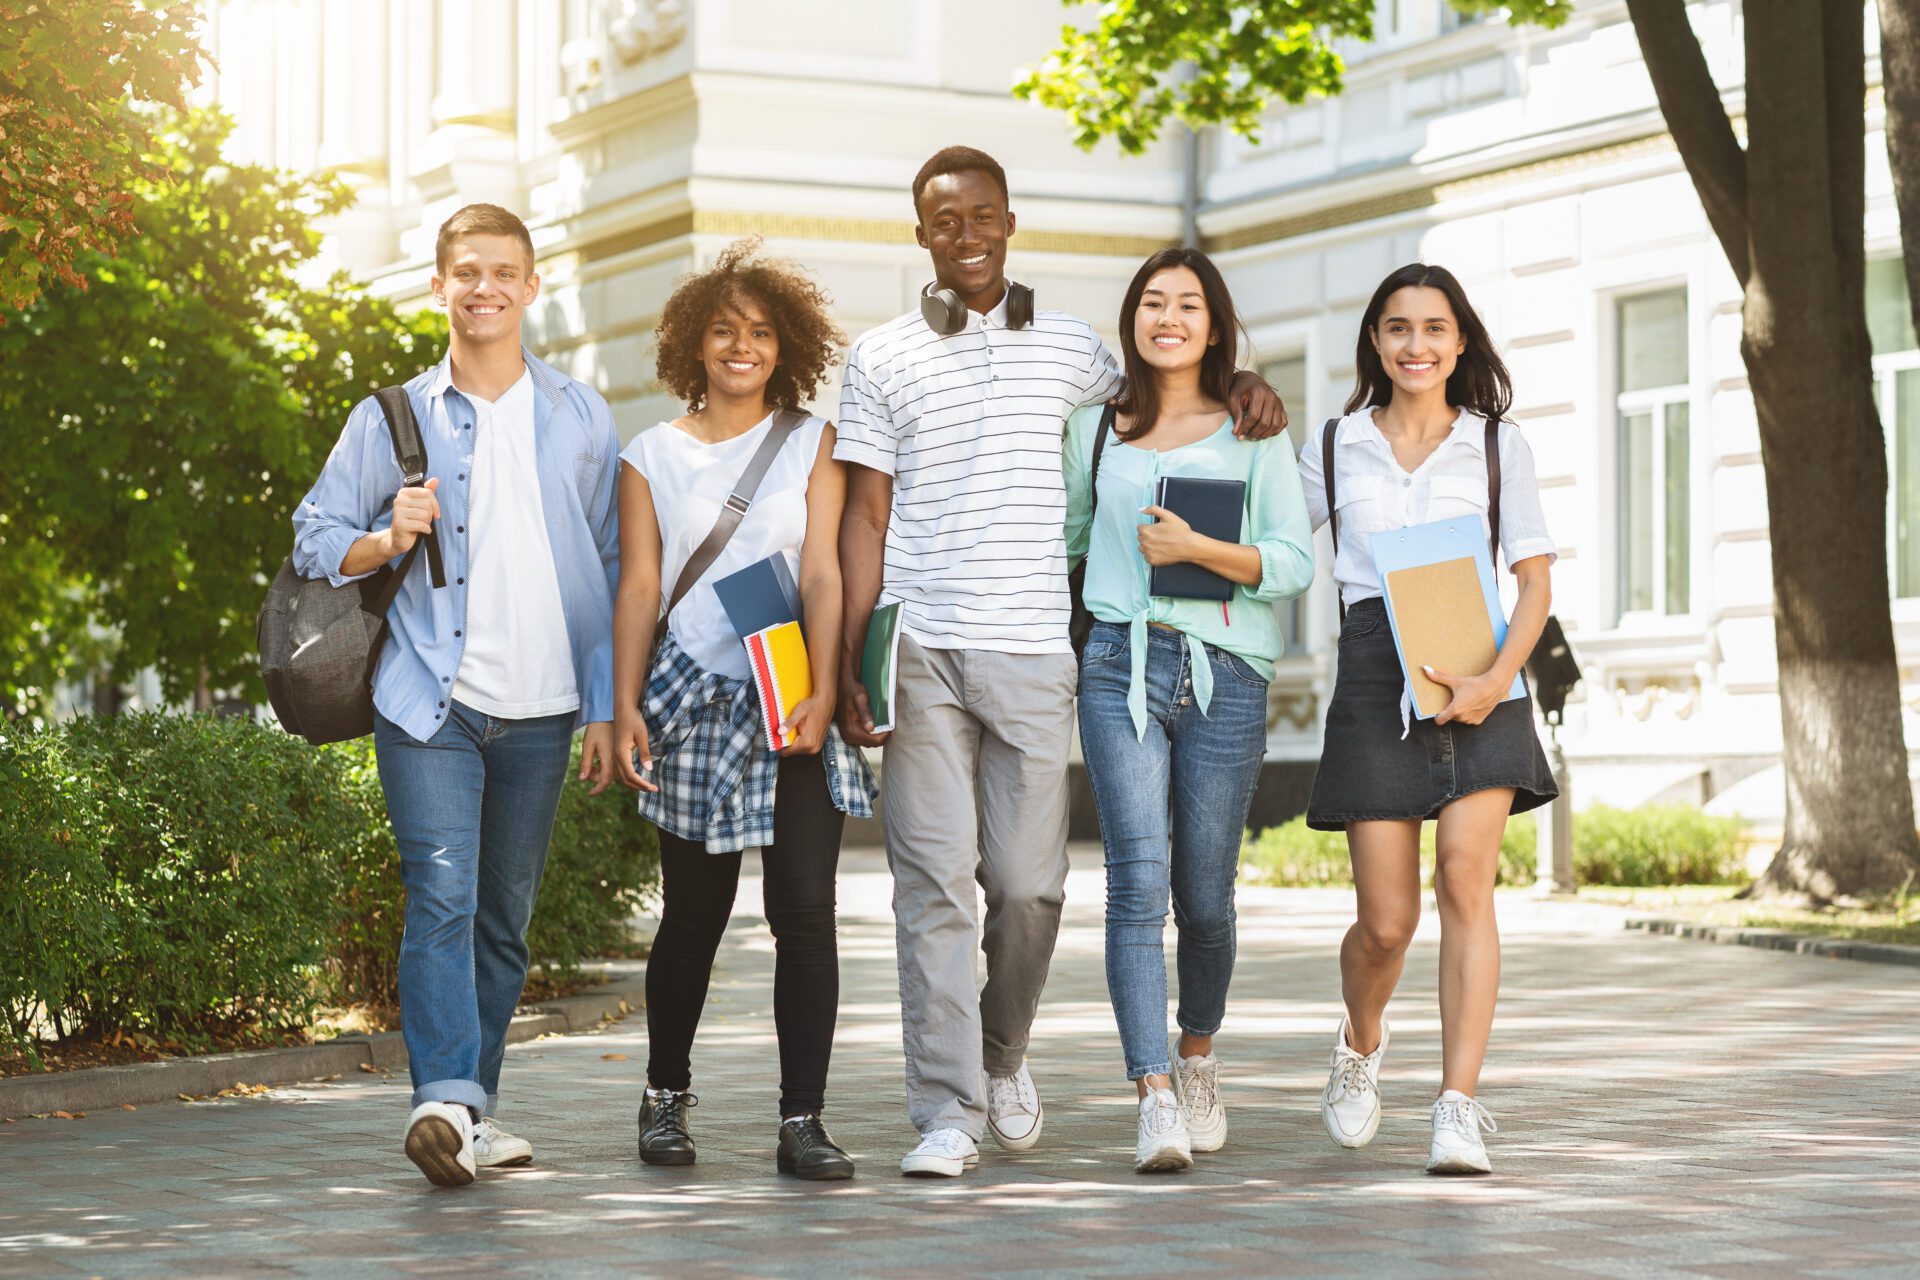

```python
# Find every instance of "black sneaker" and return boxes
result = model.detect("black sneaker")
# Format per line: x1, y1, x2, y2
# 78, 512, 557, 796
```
777, 1114, 854, 1181
638, 1087, 698, 1166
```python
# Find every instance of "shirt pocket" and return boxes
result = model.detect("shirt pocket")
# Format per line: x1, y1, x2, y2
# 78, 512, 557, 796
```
1425, 473, 1490, 533
1333, 473, 1385, 534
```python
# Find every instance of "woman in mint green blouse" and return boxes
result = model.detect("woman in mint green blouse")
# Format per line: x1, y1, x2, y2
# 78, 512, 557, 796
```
1063, 247, 1313, 1175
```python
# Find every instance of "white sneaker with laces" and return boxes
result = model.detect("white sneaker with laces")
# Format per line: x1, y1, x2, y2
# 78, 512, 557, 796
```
985, 1062, 1043, 1151
1134, 1087, 1194, 1173
472, 1116, 533, 1168
900, 1127, 979, 1178
1321, 1016, 1388, 1149
1427, 1090, 1497, 1174
1172, 1052, 1226, 1152
404, 1101, 476, 1187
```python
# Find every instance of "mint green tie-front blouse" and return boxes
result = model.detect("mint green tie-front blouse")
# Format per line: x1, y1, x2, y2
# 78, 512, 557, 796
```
1063, 404, 1316, 740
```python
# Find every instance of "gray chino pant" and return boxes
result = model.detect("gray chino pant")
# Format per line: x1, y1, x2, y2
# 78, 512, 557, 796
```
882, 634, 1079, 1140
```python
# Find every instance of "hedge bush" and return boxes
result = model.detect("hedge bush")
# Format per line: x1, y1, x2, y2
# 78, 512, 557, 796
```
1242, 803, 1744, 890
0, 713, 658, 1058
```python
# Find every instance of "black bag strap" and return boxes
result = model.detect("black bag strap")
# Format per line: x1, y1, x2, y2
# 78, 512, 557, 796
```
1321, 417, 1343, 623
665, 409, 808, 618
364, 386, 447, 618
1485, 416, 1502, 566
1088, 402, 1116, 522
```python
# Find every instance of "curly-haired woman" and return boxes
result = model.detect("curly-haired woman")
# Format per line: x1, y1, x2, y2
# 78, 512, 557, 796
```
611, 239, 875, 1180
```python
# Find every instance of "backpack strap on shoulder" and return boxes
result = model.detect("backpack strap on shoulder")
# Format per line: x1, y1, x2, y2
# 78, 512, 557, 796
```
372, 386, 447, 591
1321, 417, 1343, 623
1485, 416, 1502, 567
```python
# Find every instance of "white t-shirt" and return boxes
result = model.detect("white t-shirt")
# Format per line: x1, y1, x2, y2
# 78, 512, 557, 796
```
621, 412, 828, 681
833, 292, 1122, 654
1296, 408, 1560, 608
450, 370, 582, 718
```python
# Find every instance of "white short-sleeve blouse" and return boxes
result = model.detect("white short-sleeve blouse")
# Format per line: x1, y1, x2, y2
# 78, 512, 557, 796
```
1296, 408, 1558, 609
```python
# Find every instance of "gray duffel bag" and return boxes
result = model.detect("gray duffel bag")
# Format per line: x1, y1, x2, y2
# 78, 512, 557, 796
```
257, 386, 445, 744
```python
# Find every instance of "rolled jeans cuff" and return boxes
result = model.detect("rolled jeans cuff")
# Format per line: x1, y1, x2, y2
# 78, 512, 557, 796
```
411, 1078, 488, 1115
1127, 1060, 1173, 1083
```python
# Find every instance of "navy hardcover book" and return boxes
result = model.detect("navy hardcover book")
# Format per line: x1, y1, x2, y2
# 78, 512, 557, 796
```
1148, 476, 1246, 602
712, 554, 801, 638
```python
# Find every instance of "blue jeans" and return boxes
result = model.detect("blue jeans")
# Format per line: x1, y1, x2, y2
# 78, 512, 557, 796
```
1078, 622, 1268, 1080
374, 701, 575, 1115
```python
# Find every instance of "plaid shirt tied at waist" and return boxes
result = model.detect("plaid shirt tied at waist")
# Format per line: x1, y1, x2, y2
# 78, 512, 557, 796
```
638, 630, 876, 854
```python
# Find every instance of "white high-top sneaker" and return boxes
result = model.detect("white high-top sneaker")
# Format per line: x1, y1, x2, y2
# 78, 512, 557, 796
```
1134, 1087, 1194, 1173
985, 1062, 1043, 1151
1321, 1016, 1388, 1149
404, 1101, 477, 1187
1172, 1052, 1227, 1152
1427, 1090, 1497, 1174
472, 1116, 533, 1168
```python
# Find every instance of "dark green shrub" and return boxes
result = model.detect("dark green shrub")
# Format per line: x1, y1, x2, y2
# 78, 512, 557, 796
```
0, 714, 659, 1056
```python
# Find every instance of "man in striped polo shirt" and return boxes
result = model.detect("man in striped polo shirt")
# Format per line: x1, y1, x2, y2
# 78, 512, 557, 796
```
835, 146, 1286, 1177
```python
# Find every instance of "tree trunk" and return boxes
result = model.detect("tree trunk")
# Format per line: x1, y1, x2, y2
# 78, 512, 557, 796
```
1741, 0, 1920, 898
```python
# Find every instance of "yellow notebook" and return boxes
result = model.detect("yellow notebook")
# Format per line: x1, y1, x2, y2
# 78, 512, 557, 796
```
744, 621, 812, 750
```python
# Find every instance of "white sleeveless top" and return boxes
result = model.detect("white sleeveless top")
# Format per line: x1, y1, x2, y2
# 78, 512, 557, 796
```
620, 412, 827, 681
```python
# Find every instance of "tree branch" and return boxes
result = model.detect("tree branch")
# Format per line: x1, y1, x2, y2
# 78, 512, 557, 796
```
1623, 0, 1750, 283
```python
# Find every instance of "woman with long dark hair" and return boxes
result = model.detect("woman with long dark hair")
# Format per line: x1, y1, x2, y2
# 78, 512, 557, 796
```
1296, 263, 1558, 1175
1063, 247, 1314, 1173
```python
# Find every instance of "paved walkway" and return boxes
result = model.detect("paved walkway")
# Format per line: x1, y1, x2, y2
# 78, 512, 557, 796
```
5, 847, 1920, 1279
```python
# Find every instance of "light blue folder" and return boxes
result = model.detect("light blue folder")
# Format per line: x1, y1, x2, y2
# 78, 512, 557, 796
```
1369, 515, 1525, 720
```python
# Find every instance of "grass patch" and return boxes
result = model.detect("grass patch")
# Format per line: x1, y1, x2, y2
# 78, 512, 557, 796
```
1586, 885, 1920, 947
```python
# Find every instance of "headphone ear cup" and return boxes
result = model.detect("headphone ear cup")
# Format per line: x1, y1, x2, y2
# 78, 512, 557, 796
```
1006, 282, 1034, 330
920, 284, 964, 336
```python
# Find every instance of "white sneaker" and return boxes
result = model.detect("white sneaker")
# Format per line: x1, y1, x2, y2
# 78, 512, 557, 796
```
900, 1127, 979, 1178
1427, 1090, 1497, 1174
1322, 1016, 1388, 1149
985, 1062, 1043, 1151
1172, 1052, 1227, 1153
404, 1101, 476, 1187
472, 1116, 533, 1168
1134, 1087, 1194, 1173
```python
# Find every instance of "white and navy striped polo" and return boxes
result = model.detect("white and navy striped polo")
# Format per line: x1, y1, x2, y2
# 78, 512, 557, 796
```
834, 292, 1122, 654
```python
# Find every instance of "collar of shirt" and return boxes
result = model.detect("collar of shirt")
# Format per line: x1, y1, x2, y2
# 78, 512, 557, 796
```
422, 346, 571, 409
1337, 406, 1484, 460
967, 288, 1014, 332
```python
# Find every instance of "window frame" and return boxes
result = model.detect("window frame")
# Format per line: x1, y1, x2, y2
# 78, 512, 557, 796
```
1610, 286, 1698, 628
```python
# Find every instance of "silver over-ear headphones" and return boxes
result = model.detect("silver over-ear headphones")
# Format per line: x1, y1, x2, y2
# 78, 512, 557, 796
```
919, 280, 1035, 336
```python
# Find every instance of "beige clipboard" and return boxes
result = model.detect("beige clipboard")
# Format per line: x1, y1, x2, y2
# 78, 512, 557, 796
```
1383, 556, 1501, 718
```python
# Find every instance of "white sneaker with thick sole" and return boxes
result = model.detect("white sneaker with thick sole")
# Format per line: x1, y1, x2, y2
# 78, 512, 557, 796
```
1173, 1052, 1226, 1153
472, 1116, 533, 1168
901, 1127, 979, 1178
404, 1101, 477, 1187
1427, 1090, 1497, 1174
1134, 1087, 1194, 1173
1322, 1016, 1388, 1149
985, 1062, 1043, 1151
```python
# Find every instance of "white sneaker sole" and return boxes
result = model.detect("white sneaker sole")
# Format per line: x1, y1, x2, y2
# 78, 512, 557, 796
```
987, 1101, 1043, 1152
405, 1115, 476, 1187
1427, 1148, 1492, 1175
1185, 1113, 1227, 1153
900, 1151, 979, 1178
475, 1143, 533, 1168
1135, 1141, 1195, 1174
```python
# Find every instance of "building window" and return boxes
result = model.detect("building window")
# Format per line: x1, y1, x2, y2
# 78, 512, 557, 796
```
1615, 289, 1691, 620
1869, 257, 1920, 599
1259, 354, 1311, 652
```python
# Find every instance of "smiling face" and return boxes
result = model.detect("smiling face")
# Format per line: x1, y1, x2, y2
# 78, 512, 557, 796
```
914, 168, 1015, 311
1369, 285, 1467, 398
1132, 265, 1218, 376
698, 294, 778, 406
432, 234, 539, 347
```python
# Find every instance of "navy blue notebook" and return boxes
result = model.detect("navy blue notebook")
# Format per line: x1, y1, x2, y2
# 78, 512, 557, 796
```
1148, 476, 1245, 602
712, 554, 800, 638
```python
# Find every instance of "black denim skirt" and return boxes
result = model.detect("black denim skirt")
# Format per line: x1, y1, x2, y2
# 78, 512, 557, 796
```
1306, 598, 1559, 831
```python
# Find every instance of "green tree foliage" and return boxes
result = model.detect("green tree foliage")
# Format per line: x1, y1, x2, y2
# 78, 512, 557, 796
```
0, 108, 446, 717
1013, 1, 1571, 154
0, 0, 207, 315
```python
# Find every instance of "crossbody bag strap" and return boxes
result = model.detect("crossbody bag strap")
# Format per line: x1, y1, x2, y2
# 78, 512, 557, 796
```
1321, 417, 1343, 623
665, 408, 808, 619
1485, 416, 1502, 567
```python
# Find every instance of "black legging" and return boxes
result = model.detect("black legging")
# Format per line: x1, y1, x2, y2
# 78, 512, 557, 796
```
645, 750, 843, 1116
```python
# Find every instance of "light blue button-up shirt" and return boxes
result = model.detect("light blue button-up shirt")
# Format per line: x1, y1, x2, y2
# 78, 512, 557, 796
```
291, 348, 621, 742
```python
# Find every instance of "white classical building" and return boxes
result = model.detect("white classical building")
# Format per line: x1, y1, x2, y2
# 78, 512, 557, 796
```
200, 0, 1920, 828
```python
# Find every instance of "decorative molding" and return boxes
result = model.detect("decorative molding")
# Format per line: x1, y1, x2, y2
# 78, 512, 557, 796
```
1267, 689, 1320, 733
609, 0, 686, 65
572, 209, 1171, 263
